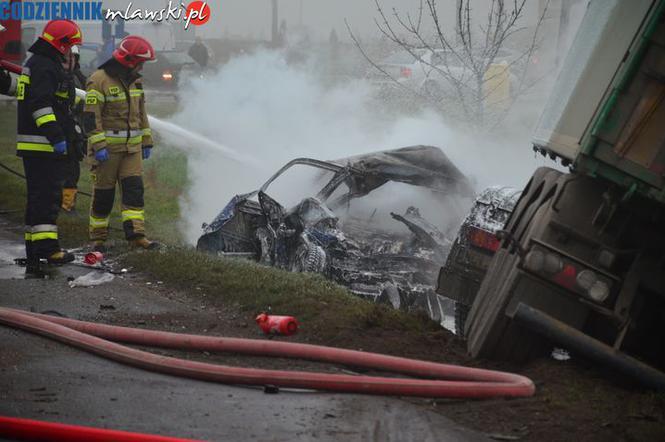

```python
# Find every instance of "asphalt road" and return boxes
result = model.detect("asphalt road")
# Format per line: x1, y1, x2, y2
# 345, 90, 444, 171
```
0, 219, 489, 442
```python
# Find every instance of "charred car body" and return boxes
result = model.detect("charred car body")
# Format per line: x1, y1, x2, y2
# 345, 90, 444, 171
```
197, 146, 474, 320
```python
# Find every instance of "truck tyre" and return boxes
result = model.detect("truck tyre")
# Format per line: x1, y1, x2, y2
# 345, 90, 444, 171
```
465, 167, 563, 361
454, 302, 470, 338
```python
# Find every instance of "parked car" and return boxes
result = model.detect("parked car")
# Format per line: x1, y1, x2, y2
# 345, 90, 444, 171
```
77, 47, 199, 90
436, 186, 521, 336
141, 50, 199, 89
197, 146, 475, 322
369, 47, 522, 105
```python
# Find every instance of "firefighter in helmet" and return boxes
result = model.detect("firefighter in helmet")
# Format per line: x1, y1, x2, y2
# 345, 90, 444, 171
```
83, 35, 158, 251
16, 19, 83, 270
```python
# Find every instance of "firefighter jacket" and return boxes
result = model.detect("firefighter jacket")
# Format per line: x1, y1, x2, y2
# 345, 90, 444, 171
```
16, 40, 74, 159
83, 60, 153, 155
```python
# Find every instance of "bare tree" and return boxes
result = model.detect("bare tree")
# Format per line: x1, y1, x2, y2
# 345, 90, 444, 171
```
348, 0, 549, 128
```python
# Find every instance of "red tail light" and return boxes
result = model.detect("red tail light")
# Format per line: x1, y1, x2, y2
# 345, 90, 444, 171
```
552, 264, 577, 290
400, 67, 412, 78
468, 227, 501, 253
522, 244, 614, 304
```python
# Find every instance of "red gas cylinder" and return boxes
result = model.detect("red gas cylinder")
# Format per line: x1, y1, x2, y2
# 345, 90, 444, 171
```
255, 313, 298, 336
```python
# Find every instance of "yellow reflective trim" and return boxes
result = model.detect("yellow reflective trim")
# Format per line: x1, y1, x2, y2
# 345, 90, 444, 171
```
16, 74, 29, 101
106, 135, 143, 145
75, 96, 81, 105
31, 232, 58, 241
88, 133, 106, 144
24, 232, 32, 241
86, 90, 105, 102
72, 30, 81, 39
89, 216, 110, 228
17, 142, 54, 153
142, 128, 152, 136
55, 91, 69, 98
35, 114, 57, 127
108, 86, 120, 95
121, 210, 144, 222
42, 32, 54, 41
105, 93, 127, 102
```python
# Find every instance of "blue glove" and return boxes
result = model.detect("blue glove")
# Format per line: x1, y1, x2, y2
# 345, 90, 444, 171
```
53, 140, 67, 155
142, 147, 152, 160
95, 148, 109, 162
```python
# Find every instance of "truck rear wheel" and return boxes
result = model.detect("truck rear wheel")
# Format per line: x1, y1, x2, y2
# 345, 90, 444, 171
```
454, 302, 470, 338
465, 167, 563, 361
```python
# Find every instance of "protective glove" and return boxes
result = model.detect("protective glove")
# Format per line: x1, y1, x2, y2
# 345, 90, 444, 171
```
95, 148, 109, 162
142, 146, 152, 160
53, 140, 67, 155
0, 68, 9, 86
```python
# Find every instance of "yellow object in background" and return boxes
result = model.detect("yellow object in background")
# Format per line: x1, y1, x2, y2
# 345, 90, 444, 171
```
484, 61, 511, 109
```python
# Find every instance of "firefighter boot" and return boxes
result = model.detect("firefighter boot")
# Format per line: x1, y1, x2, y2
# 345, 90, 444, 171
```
61, 188, 78, 213
47, 250, 75, 265
129, 236, 160, 250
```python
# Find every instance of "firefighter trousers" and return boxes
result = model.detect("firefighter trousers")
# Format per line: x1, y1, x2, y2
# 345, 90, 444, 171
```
22, 157, 67, 260
89, 151, 146, 241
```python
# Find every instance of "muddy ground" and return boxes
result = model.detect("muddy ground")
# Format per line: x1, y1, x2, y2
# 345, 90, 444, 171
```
0, 219, 663, 441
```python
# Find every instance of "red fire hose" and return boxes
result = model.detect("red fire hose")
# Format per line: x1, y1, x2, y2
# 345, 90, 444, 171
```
0, 415, 201, 442
0, 307, 534, 398
0, 59, 21, 74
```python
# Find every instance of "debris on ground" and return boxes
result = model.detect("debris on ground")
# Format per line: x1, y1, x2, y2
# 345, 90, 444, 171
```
68, 271, 115, 288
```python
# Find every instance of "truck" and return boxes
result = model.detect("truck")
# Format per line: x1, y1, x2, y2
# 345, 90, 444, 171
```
462, 0, 665, 390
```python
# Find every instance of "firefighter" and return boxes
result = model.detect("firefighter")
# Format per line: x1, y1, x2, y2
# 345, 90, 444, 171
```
16, 20, 82, 269
60, 45, 87, 213
83, 35, 158, 252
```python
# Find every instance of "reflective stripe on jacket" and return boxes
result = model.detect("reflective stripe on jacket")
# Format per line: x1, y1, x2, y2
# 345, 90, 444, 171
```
16, 48, 73, 159
84, 68, 153, 154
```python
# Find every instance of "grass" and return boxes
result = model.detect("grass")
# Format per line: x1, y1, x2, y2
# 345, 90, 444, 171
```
122, 248, 440, 340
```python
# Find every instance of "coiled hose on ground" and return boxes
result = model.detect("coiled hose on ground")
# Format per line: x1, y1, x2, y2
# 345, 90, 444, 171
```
0, 307, 534, 399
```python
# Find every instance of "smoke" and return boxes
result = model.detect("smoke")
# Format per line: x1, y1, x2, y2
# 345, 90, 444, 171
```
168, 50, 556, 244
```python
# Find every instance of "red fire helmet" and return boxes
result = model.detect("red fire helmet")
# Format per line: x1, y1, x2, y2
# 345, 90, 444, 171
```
112, 35, 156, 68
39, 20, 82, 55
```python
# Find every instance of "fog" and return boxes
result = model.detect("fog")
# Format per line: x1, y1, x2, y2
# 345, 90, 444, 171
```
202, 0, 546, 42
170, 50, 556, 243
161, 0, 584, 244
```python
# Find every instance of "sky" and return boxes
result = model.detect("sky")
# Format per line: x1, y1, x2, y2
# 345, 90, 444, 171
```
199, 0, 548, 42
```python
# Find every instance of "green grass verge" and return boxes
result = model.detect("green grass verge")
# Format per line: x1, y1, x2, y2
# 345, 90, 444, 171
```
122, 248, 440, 339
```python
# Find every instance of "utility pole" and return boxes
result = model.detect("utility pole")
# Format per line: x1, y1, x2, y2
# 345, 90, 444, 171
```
271, 0, 279, 45
299, 0, 303, 27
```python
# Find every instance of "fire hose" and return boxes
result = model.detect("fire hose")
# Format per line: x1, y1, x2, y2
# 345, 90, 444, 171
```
0, 307, 534, 398
0, 415, 201, 442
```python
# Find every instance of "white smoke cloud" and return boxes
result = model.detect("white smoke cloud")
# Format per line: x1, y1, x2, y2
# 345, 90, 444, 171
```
167, 50, 556, 244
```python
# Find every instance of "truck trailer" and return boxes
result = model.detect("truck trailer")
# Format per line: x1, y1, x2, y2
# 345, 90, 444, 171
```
464, 0, 665, 389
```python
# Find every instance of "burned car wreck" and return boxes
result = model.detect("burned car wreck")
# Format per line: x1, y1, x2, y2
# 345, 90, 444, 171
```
197, 146, 474, 321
